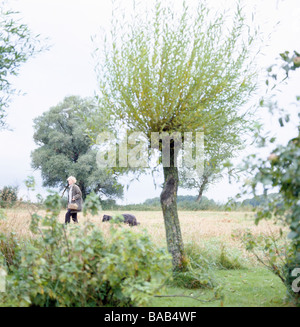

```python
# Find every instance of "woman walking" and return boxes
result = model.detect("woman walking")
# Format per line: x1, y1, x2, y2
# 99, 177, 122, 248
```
65, 176, 83, 224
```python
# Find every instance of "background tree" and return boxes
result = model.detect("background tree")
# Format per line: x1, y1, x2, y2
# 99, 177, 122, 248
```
31, 96, 123, 200
0, 1, 43, 129
89, 0, 258, 270
179, 123, 246, 202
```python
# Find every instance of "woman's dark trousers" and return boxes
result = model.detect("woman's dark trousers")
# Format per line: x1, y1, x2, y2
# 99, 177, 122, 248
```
65, 209, 78, 224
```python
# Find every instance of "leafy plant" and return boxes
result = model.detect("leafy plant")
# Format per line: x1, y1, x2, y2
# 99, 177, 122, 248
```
233, 229, 291, 283
236, 49, 300, 305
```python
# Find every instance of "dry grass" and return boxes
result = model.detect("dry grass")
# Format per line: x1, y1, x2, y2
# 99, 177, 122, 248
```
0, 207, 285, 260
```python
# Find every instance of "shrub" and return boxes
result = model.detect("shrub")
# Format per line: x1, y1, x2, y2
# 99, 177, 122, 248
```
234, 229, 293, 287
0, 186, 18, 208
0, 192, 172, 307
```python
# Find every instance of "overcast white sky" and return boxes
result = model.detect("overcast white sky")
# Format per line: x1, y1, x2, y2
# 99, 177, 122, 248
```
0, 0, 299, 204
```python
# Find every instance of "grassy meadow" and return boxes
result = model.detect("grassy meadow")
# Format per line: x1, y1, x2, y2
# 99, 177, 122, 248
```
0, 207, 289, 307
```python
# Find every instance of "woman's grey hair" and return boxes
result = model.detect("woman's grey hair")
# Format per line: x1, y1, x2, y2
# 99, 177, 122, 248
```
67, 176, 77, 184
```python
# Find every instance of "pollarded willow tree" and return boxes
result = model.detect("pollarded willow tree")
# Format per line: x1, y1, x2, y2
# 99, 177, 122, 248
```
90, 0, 259, 270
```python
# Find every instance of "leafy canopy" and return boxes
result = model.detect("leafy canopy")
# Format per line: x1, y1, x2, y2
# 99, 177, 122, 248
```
91, 0, 258, 146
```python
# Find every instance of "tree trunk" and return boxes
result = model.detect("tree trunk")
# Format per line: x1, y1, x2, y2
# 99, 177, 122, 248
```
196, 185, 204, 203
196, 175, 208, 203
160, 142, 186, 271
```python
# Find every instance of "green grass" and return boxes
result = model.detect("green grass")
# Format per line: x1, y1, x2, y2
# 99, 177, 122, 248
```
148, 267, 289, 307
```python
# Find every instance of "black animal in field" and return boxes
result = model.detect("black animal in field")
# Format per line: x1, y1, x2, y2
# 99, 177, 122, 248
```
102, 214, 140, 226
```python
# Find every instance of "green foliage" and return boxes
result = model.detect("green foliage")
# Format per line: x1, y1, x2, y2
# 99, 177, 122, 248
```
234, 228, 300, 306
82, 191, 102, 216
241, 193, 279, 208
239, 50, 300, 305
0, 192, 172, 307
0, 186, 18, 208
91, 0, 258, 141
44, 192, 61, 216
143, 195, 222, 211
31, 95, 123, 200
177, 197, 221, 211
249, 135, 300, 304
0, 1, 43, 129
24, 176, 35, 191
100, 198, 117, 210
60, 196, 68, 209
279, 50, 300, 77
98, 194, 262, 211
108, 213, 126, 224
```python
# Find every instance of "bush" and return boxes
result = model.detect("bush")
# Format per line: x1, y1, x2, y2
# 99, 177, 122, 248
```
234, 229, 293, 287
0, 186, 18, 208
0, 192, 172, 307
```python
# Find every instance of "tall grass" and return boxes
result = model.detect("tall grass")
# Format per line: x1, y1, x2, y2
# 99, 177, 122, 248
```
0, 207, 284, 266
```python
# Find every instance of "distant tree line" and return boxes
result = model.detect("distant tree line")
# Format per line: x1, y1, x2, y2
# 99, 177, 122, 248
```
100, 194, 278, 211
